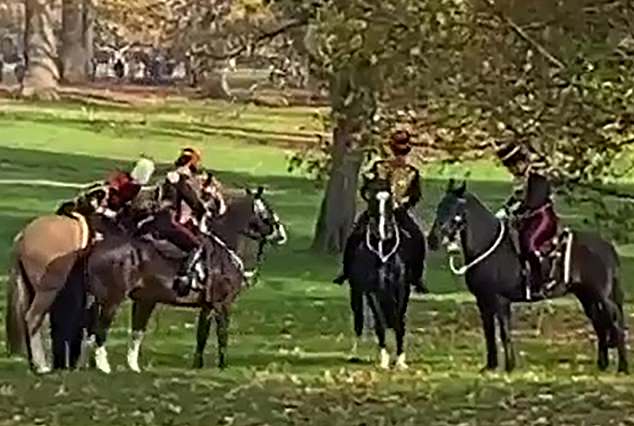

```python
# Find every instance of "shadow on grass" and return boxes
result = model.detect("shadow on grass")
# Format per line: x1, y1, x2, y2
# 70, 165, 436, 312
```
1, 110, 319, 149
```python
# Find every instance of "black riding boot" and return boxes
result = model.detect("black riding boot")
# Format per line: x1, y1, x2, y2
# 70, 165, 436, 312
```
333, 232, 363, 285
528, 254, 545, 299
174, 246, 203, 296
395, 209, 429, 294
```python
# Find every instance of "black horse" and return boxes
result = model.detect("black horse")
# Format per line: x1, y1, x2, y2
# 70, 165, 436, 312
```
428, 180, 628, 373
348, 178, 423, 370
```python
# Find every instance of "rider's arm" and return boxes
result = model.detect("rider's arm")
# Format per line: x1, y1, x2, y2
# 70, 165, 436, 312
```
401, 168, 421, 209
174, 176, 207, 218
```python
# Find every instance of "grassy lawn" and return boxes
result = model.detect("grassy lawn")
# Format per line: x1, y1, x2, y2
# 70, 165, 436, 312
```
1, 99, 634, 425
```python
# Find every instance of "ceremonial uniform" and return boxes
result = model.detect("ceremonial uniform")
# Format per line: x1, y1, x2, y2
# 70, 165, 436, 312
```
334, 130, 427, 292
495, 143, 559, 298
149, 148, 209, 295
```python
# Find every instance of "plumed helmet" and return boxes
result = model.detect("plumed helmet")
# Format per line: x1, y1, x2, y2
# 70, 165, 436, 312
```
182, 147, 201, 164
130, 157, 155, 185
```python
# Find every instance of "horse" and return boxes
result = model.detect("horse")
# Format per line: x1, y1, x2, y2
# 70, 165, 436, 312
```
428, 180, 628, 373
347, 178, 421, 370
5, 212, 93, 374
76, 187, 286, 373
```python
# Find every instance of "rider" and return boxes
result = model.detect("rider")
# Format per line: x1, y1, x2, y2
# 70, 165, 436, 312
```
58, 157, 155, 220
495, 142, 559, 299
153, 147, 209, 295
101, 157, 155, 218
334, 129, 428, 293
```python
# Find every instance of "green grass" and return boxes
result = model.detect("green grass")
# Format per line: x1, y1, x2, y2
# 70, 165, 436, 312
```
1, 99, 634, 425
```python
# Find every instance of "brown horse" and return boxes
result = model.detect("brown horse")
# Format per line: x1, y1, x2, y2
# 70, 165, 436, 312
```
78, 188, 286, 373
5, 213, 91, 374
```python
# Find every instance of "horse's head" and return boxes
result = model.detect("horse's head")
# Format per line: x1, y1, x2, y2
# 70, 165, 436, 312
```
245, 186, 287, 246
364, 178, 396, 241
428, 179, 467, 251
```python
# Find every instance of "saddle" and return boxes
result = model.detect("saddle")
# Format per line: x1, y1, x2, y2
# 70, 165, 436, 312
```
140, 234, 188, 261
508, 224, 574, 295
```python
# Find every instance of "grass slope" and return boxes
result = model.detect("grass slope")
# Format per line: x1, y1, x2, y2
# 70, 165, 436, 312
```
0, 100, 634, 425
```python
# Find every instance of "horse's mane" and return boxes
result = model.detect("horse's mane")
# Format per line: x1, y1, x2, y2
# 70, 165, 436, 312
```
212, 193, 254, 234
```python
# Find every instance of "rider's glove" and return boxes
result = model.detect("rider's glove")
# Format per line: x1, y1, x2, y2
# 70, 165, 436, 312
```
494, 208, 508, 219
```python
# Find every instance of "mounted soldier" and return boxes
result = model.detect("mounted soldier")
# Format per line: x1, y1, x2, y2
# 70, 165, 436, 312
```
56, 157, 155, 233
334, 129, 428, 293
495, 142, 560, 299
140, 147, 211, 296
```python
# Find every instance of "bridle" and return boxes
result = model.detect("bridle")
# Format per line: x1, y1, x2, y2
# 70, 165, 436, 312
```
366, 190, 400, 263
438, 197, 506, 276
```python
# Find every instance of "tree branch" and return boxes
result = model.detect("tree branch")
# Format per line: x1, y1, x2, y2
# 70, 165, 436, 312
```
203, 17, 308, 61
482, 0, 565, 70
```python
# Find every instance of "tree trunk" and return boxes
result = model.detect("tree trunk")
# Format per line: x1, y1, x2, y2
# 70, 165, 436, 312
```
82, 0, 94, 79
61, 0, 88, 83
311, 120, 364, 253
22, 0, 59, 99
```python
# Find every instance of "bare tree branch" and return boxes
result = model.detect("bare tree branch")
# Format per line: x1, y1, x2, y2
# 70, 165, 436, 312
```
203, 17, 308, 60
481, 0, 565, 70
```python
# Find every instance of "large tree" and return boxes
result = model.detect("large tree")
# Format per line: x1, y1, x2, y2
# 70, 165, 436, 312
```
300, 0, 634, 250
61, 0, 94, 83
21, 0, 60, 99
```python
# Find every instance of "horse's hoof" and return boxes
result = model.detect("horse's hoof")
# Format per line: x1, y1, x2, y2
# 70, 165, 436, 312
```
127, 358, 141, 373
192, 358, 203, 369
479, 365, 497, 374
379, 348, 390, 370
395, 353, 408, 371
33, 365, 52, 375
348, 356, 363, 364
618, 365, 629, 375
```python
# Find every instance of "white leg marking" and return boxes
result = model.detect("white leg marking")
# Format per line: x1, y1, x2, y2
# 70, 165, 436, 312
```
30, 330, 51, 374
127, 331, 144, 373
379, 348, 390, 370
95, 345, 112, 374
395, 353, 408, 370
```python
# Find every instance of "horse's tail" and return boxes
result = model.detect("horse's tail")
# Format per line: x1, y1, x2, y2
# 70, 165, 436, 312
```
5, 236, 30, 356
606, 242, 625, 348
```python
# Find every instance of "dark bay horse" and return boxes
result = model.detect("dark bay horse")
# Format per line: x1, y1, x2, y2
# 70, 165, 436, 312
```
80, 188, 286, 373
348, 178, 423, 370
428, 180, 627, 373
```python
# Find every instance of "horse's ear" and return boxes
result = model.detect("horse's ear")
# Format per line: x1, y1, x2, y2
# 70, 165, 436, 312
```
256, 186, 264, 197
446, 178, 456, 193
455, 180, 467, 196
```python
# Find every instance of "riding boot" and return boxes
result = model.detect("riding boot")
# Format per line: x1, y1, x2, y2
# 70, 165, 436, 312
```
396, 208, 429, 294
174, 246, 203, 296
528, 254, 545, 299
333, 232, 362, 285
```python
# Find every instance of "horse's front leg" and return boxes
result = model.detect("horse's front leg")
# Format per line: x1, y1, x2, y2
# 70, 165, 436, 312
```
215, 307, 230, 369
127, 300, 156, 373
496, 297, 516, 372
193, 306, 213, 369
349, 284, 364, 361
477, 297, 498, 371
366, 293, 389, 369
94, 300, 122, 374
394, 284, 411, 371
